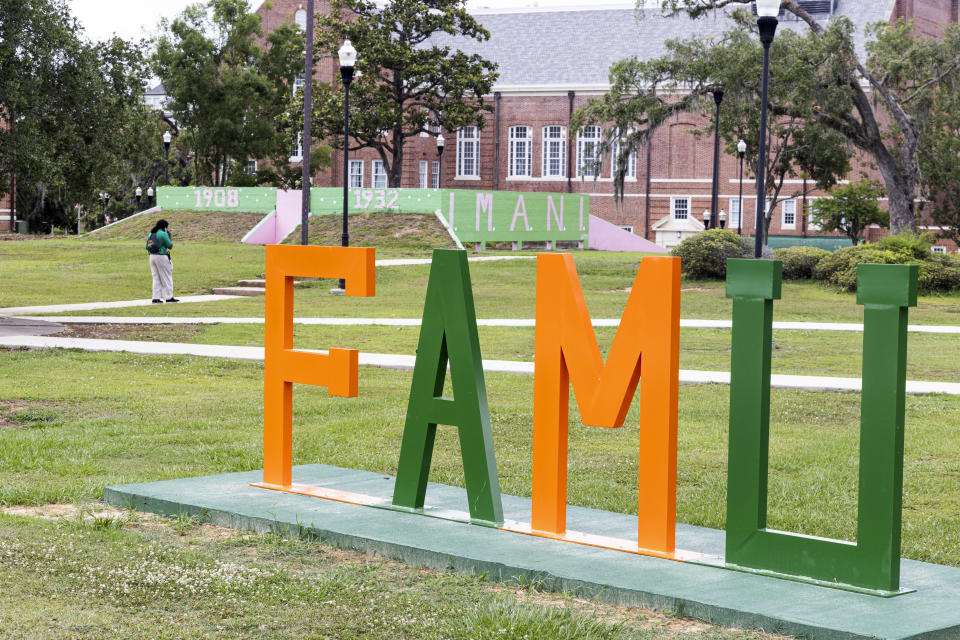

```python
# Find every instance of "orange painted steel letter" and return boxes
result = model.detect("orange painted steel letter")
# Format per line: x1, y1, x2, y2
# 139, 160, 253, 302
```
262, 245, 375, 488
531, 254, 680, 553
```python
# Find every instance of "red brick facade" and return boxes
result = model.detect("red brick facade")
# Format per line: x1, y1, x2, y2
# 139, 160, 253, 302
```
254, 1, 958, 252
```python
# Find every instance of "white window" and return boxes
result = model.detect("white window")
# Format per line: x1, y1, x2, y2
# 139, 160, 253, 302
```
782, 199, 797, 230
294, 9, 307, 30
419, 161, 429, 189
729, 197, 743, 230
508, 126, 532, 177
672, 197, 690, 220
245, 159, 258, 176
611, 139, 637, 179
807, 213, 821, 232
542, 125, 567, 177
576, 126, 602, 178
372, 160, 387, 189
456, 126, 480, 177
432, 161, 440, 188
932, 245, 947, 254
290, 132, 303, 160
349, 159, 364, 188
293, 72, 305, 93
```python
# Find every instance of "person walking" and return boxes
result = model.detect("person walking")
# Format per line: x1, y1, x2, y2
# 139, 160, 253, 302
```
146, 219, 179, 303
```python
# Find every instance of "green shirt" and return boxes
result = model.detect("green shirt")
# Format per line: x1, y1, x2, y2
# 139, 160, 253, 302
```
155, 229, 173, 255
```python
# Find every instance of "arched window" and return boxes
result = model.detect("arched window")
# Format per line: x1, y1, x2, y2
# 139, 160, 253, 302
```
294, 9, 307, 30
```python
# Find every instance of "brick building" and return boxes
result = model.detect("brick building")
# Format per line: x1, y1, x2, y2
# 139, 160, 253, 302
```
254, 0, 958, 251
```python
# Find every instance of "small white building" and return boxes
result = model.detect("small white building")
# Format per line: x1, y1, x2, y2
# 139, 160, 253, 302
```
652, 215, 705, 250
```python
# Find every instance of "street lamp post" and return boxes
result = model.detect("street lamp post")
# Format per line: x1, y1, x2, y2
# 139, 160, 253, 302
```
737, 139, 746, 235
702, 209, 711, 231
136, 186, 143, 210
147, 187, 154, 207
337, 39, 357, 291
163, 131, 172, 186
301, 0, 315, 246
436, 134, 445, 188
709, 88, 724, 230
719, 209, 727, 229
753, 0, 779, 258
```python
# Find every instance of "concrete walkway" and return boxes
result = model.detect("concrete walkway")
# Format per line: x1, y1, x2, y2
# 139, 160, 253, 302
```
2, 335, 957, 395
0, 316, 65, 337
13, 315, 960, 335
0, 295, 241, 316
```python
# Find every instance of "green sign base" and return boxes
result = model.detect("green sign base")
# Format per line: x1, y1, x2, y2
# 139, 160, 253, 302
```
694, 557, 916, 598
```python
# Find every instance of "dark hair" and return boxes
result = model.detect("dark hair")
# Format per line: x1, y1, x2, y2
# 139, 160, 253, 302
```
150, 219, 169, 234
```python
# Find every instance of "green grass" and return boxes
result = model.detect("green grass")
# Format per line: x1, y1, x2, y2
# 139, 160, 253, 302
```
2, 349, 960, 568
1, 512, 714, 640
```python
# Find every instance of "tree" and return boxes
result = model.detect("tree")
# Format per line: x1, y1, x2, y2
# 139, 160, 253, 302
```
916, 26, 960, 247
656, 0, 960, 236
154, 0, 320, 187
575, 11, 851, 246
309, 0, 499, 187
810, 181, 888, 245
1, 0, 156, 230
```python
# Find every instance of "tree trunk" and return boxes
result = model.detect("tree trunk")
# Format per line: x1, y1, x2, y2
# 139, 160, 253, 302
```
876, 148, 919, 234
389, 134, 403, 188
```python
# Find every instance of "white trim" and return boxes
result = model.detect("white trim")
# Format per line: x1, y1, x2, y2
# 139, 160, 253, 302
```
655, 178, 715, 184
454, 175, 481, 181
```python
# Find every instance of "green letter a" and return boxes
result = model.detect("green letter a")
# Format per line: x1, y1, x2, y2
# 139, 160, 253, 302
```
392, 249, 504, 527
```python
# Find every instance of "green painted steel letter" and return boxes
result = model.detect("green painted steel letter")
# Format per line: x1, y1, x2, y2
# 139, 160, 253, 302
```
725, 260, 917, 595
392, 249, 504, 527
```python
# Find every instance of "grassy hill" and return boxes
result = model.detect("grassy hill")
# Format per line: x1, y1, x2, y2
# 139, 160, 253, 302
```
89, 210, 265, 243
283, 212, 457, 254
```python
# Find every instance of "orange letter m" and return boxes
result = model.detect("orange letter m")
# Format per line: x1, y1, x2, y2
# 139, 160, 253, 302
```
531, 254, 680, 554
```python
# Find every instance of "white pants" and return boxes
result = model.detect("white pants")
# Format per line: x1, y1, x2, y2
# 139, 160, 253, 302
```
150, 254, 173, 300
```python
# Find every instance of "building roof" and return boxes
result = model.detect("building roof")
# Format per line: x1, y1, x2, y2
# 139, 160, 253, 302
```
427, 1, 893, 90
145, 83, 166, 96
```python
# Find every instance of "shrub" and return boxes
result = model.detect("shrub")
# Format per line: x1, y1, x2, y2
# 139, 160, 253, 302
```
918, 253, 960, 293
812, 245, 916, 291
669, 229, 749, 280
772, 246, 831, 279
873, 232, 935, 260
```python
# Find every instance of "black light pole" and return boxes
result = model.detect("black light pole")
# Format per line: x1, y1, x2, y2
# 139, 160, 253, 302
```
737, 139, 746, 235
754, 0, 779, 258
709, 88, 724, 230
301, 0, 315, 246
136, 186, 142, 210
163, 131, 172, 186
436, 134, 445, 188
337, 39, 357, 291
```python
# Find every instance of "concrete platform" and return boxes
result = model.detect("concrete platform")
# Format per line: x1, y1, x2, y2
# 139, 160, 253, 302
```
106, 464, 960, 640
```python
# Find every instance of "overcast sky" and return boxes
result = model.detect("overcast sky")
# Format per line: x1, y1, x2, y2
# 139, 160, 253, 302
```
69, 0, 639, 43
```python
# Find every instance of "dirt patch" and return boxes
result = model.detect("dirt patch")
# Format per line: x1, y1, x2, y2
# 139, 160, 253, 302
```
0, 399, 56, 429
287, 212, 457, 254
681, 286, 714, 292
52, 323, 207, 342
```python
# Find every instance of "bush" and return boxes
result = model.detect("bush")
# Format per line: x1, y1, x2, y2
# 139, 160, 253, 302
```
919, 253, 960, 292
669, 229, 750, 280
772, 246, 831, 279
873, 231, 935, 260
812, 245, 916, 291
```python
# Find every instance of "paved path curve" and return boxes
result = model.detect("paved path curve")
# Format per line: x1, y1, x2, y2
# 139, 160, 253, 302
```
2, 335, 957, 395
12, 315, 960, 335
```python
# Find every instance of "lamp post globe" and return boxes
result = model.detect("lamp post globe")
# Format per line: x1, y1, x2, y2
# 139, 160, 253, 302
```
703, 209, 711, 230
719, 209, 727, 229
337, 38, 357, 292
147, 186, 154, 206
737, 139, 746, 235
162, 130, 172, 186
136, 186, 143, 209
436, 134, 445, 188
753, 0, 779, 258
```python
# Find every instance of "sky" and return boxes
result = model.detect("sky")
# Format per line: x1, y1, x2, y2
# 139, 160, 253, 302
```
68, 0, 640, 43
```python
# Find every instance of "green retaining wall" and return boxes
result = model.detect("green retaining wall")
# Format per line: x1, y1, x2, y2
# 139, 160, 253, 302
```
158, 187, 277, 213
765, 235, 851, 252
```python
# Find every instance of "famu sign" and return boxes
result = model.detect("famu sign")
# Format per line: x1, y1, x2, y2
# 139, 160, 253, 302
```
252, 245, 917, 596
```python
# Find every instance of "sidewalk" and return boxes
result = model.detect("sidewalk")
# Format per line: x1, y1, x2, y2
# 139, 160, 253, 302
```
11, 315, 960, 334
2, 335, 957, 395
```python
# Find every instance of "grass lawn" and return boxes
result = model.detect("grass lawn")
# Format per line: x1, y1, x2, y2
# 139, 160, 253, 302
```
3, 231, 960, 638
